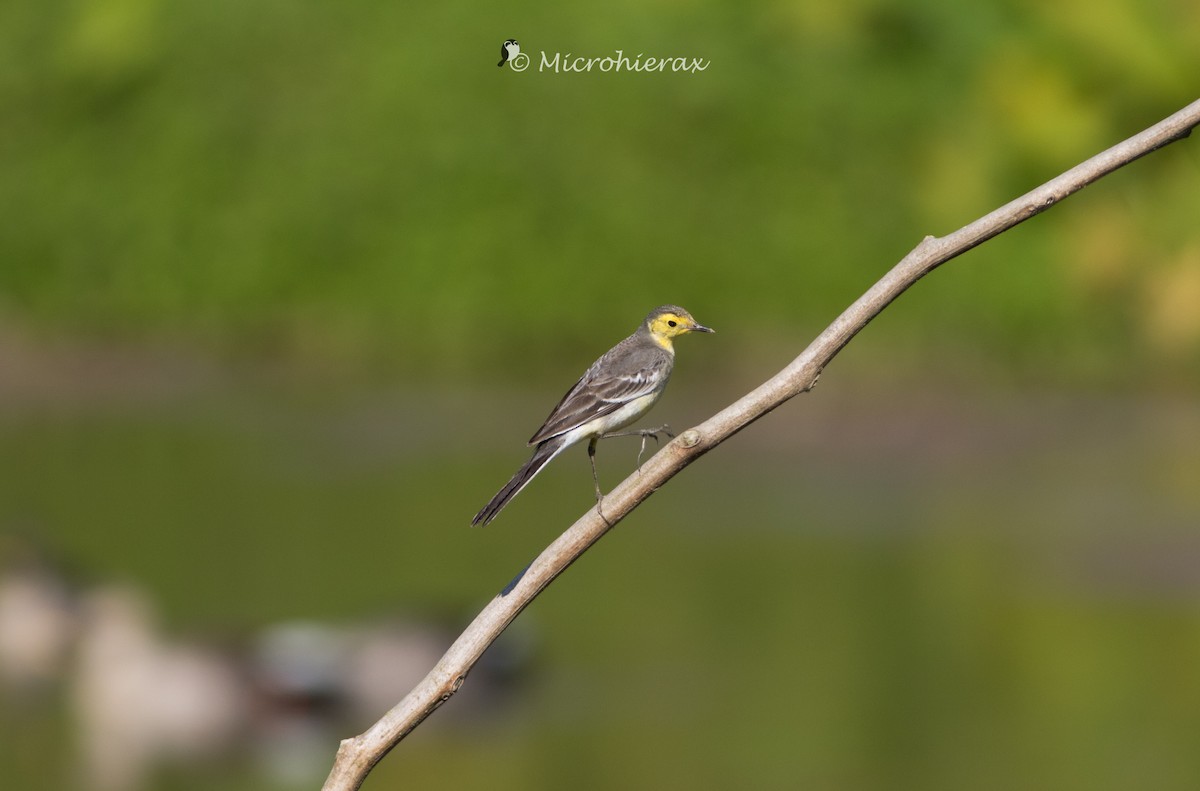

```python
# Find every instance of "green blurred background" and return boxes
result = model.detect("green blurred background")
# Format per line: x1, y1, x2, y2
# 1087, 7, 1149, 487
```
1, 0, 1199, 789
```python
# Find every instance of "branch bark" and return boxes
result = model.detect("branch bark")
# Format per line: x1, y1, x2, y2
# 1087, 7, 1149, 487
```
322, 97, 1200, 791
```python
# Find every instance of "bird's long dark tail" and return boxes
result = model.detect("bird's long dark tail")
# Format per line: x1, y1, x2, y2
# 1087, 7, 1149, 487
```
472, 437, 567, 526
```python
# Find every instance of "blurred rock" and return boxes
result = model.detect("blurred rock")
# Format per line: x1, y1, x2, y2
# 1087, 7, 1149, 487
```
0, 559, 78, 695
72, 586, 247, 791
0, 537, 535, 789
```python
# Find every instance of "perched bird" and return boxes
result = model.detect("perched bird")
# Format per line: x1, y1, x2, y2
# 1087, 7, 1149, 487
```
497, 39, 520, 67
472, 305, 713, 526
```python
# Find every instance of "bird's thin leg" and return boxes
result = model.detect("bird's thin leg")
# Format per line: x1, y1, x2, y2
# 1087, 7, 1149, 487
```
602, 424, 675, 440
587, 438, 602, 500
600, 424, 675, 469
588, 438, 611, 525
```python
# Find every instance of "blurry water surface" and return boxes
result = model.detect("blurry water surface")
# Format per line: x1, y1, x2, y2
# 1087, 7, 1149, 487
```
1, 345, 1197, 791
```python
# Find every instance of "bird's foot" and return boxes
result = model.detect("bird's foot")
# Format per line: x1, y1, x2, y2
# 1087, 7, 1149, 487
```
593, 486, 614, 526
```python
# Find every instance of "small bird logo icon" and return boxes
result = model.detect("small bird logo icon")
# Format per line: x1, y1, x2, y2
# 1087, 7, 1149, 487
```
498, 39, 520, 67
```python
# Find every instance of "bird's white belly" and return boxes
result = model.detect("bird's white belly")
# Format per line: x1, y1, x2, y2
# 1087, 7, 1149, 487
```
561, 392, 661, 448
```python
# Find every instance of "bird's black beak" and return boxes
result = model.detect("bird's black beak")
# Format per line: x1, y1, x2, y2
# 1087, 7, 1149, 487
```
691, 323, 715, 333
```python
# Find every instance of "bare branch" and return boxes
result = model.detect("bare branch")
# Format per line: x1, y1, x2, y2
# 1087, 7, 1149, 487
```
322, 97, 1200, 791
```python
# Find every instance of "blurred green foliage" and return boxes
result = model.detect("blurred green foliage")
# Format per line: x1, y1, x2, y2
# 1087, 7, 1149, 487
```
1, 0, 1197, 384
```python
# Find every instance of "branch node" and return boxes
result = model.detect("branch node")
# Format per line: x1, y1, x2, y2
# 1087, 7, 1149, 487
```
678, 429, 702, 448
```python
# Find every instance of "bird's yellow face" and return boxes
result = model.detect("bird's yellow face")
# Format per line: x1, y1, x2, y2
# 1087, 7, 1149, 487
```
646, 307, 714, 350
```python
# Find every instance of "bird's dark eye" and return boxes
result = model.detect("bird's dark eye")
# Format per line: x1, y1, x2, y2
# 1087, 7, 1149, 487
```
668, 320, 677, 327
